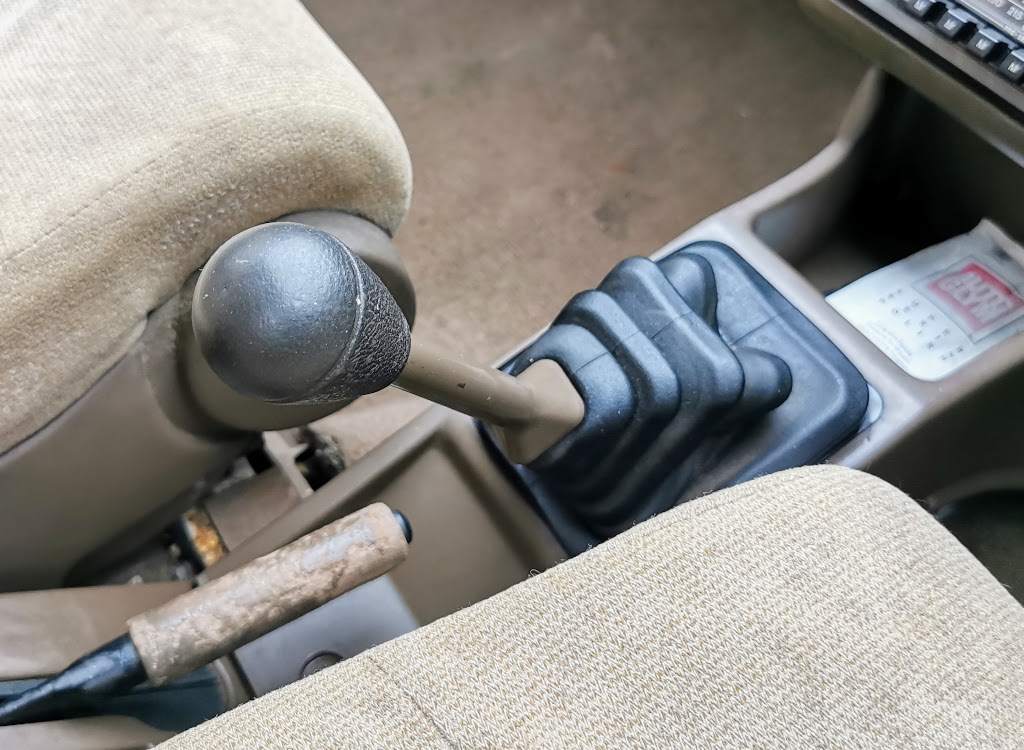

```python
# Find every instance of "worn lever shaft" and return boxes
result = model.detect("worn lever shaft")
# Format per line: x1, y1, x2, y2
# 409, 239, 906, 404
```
128, 503, 409, 685
0, 504, 411, 726
397, 342, 584, 464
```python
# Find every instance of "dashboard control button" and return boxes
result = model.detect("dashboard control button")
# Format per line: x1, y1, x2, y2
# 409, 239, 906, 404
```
998, 48, 1024, 81
965, 28, 1009, 61
936, 9, 978, 41
901, 0, 946, 21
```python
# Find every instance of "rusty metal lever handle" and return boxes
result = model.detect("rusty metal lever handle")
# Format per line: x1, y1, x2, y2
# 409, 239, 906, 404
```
0, 505, 410, 726
127, 503, 409, 685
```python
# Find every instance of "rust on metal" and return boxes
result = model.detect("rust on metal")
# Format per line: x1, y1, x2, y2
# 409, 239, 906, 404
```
126, 503, 408, 685
182, 508, 227, 568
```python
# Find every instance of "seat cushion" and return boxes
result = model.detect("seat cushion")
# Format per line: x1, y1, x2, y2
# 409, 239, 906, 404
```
162, 466, 1024, 749
0, 0, 412, 451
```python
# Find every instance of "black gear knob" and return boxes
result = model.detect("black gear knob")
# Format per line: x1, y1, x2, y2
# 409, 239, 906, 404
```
192, 222, 412, 405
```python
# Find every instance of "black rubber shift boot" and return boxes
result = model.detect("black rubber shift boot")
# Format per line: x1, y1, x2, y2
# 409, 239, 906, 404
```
488, 241, 869, 554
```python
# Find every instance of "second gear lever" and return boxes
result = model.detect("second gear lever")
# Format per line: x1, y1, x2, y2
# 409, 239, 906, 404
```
192, 222, 584, 464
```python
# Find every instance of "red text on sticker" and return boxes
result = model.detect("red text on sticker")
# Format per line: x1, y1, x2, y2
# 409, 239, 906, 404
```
927, 262, 1024, 334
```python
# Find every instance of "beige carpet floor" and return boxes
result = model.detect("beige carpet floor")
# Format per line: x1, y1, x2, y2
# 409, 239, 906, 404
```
303, 0, 867, 460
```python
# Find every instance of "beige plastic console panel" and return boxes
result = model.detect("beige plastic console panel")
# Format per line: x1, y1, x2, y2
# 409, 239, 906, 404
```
0, 582, 187, 681
209, 410, 564, 626
0, 717, 171, 750
0, 307, 247, 592
0, 583, 246, 749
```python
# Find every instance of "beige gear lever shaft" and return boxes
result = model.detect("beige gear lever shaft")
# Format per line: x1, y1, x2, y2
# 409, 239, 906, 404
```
396, 342, 584, 464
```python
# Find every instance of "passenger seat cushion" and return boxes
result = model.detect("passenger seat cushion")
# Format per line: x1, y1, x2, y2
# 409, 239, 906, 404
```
0, 0, 412, 451
162, 466, 1024, 749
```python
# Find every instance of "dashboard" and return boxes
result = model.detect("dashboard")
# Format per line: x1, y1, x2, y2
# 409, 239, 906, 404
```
801, 0, 1024, 154
942, 1, 1024, 46
884, 0, 1024, 107
900, 0, 1024, 75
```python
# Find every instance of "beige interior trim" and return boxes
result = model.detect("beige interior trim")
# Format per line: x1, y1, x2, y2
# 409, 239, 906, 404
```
207, 409, 564, 625
0, 716, 171, 750
0, 583, 187, 681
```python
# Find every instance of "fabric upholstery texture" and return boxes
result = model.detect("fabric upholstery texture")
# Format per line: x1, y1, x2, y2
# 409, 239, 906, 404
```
0, 0, 412, 451
163, 466, 1024, 749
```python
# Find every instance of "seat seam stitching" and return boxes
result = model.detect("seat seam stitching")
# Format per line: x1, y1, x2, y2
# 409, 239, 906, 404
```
365, 654, 460, 750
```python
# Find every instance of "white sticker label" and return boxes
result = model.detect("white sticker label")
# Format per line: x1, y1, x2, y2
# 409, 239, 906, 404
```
827, 230, 1024, 380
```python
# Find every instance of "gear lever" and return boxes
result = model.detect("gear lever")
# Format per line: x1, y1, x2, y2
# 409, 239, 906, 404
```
191, 222, 584, 464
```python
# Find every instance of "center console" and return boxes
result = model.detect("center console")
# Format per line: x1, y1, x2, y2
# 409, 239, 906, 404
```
483, 63, 1024, 554
190, 66, 1024, 658
188, 63, 1024, 615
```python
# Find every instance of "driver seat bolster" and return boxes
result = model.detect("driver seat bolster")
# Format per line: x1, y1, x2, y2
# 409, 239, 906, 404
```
162, 465, 1024, 749
0, 0, 412, 453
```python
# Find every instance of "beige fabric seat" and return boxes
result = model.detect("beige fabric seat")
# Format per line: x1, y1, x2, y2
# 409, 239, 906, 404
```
164, 466, 1024, 749
0, 0, 411, 452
